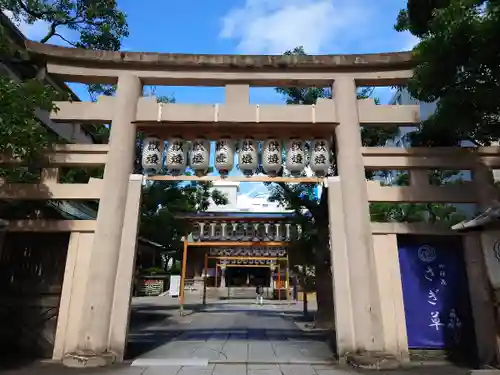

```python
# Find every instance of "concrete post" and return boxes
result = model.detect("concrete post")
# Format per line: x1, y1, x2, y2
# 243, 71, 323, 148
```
108, 174, 144, 361
333, 77, 385, 352
327, 177, 355, 358
463, 233, 499, 366
64, 74, 142, 366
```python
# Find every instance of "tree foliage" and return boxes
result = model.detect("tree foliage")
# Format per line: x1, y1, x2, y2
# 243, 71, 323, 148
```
0, 19, 61, 164
0, 0, 128, 176
1, 0, 128, 48
395, 0, 500, 146
140, 181, 227, 256
0, 74, 59, 161
1, 0, 129, 99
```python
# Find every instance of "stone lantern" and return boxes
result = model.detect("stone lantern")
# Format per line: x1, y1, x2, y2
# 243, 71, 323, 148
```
141, 136, 164, 174
262, 138, 282, 176
165, 137, 187, 175
285, 138, 307, 176
189, 137, 210, 176
215, 137, 235, 177
310, 138, 331, 176
238, 138, 258, 176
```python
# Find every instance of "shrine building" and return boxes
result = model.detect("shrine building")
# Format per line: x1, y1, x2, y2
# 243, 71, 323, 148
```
177, 181, 301, 300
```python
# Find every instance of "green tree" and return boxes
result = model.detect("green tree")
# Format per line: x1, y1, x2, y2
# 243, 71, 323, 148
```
268, 46, 399, 327
395, 0, 500, 147
0, 0, 129, 161
0, 19, 60, 165
1, 0, 128, 99
140, 180, 227, 255
1, 0, 127, 47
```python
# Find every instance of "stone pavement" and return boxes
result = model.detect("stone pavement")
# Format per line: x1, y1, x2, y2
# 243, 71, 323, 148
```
0, 362, 475, 375
127, 298, 334, 365
0, 296, 475, 375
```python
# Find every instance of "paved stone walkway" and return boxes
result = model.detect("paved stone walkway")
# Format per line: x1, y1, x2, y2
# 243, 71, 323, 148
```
1, 296, 474, 375
127, 298, 334, 365
0, 362, 475, 375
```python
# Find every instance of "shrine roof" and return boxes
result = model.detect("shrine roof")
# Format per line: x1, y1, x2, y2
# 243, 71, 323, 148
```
176, 211, 297, 221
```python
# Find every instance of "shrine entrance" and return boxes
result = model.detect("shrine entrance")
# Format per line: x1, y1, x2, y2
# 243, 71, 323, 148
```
225, 266, 269, 287
177, 213, 292, 308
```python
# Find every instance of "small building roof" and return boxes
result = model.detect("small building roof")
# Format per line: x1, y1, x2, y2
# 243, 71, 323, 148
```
451, 201, 500, 232
176, 211, 297, 221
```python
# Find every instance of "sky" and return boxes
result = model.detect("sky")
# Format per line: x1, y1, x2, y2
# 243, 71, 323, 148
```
8, 0, 419, 198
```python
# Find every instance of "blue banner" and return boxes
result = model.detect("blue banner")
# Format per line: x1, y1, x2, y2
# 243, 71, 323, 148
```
398, 236, 474, 350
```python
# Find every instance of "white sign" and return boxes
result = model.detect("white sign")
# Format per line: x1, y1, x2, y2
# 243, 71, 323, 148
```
169, 275, 181, 297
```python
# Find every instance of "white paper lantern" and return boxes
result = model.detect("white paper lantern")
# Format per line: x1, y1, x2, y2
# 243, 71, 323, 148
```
238, 138, 258, 176
189, 138, 210, 176
242, 223, 252, 241
228, 222, 238, 240
142, 136, 164, 174
165, 137, 187, 175
215, 138, 235, 176
285, 138, 307, 176
192, 222, 201, 241
310, 138, 331, 176
262, 138, 282, 176
235, 223, 245, 240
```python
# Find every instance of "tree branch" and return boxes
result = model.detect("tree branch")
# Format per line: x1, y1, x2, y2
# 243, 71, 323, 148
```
39, 22, 58, 43
51, 33, 78, 47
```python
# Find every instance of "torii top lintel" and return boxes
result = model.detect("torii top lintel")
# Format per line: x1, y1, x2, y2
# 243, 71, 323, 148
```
24, 41, 414, 86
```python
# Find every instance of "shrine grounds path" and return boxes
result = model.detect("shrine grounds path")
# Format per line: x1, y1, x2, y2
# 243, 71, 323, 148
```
1, 296, 476, 375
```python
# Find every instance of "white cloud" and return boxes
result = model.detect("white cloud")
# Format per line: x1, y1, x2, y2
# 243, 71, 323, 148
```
220, 0, 370, 54
220, 0, 417, 55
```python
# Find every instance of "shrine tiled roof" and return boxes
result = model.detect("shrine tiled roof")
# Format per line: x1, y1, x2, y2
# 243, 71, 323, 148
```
176, 211, 297, 220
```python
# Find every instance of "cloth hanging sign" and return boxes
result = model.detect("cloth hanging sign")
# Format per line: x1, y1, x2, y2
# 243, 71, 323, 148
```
398, 237, 473, 349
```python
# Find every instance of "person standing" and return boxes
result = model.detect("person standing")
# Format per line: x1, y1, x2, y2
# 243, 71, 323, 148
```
256, 284, 264, 306
292, 276, 298, 302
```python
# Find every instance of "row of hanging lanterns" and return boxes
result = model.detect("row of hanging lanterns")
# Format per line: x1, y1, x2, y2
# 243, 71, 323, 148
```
141, 137, 331, 176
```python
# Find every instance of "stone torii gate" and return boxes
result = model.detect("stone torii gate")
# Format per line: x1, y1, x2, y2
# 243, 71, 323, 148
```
13, 41, 499, 367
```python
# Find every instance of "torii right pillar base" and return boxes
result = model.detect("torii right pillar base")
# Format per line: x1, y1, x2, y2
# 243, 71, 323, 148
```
345, 351, 402, 370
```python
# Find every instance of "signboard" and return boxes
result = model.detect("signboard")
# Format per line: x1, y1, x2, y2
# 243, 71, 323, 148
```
169, 275, 181, 297
398, 236, 474, 350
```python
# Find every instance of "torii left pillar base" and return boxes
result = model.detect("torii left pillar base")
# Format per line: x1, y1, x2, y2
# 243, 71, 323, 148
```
53, 175, 143, 367
62, 351, 116, 368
